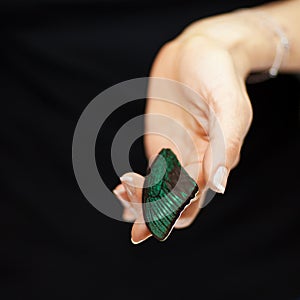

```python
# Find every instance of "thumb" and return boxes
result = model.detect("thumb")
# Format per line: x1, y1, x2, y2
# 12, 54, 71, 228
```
119, 172, 152, 244
203, 89, 253, 194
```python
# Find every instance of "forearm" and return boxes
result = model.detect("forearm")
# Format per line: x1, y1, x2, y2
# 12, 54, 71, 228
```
178, 0, 300, 78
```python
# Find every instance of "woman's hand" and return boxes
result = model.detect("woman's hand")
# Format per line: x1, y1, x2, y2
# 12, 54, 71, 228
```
113, 2, 300, 244
113, 17, 254, 243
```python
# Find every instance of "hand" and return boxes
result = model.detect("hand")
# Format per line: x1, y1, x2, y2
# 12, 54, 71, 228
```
112, 12, 276, 244
112, 1, 300, 244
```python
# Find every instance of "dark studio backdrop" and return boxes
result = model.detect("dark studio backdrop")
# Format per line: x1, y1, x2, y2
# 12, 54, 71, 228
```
1, 0, 300, 299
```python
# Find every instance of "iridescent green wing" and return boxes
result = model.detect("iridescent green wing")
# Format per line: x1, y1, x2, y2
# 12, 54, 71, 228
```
142, 148, 199, 241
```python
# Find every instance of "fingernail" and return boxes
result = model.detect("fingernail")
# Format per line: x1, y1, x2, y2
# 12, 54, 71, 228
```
212, 166, 228, 194
120, 176, 134, 197
120, 175, 133, 183
113, 188, 131, 208
131, 235, 151, 245
131, 238, 141, 245
113, 186, 125, 196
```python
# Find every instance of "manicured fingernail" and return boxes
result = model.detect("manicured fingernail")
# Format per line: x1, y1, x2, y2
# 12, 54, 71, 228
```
120, 176, 135, 197
131, 238, 143, 245
112, 187, 125, 199
113, 188, 131, 208
113, 186, 125, 196
131, 235, 151, 245
212, 166, 228, 194
120, 175, 133, 183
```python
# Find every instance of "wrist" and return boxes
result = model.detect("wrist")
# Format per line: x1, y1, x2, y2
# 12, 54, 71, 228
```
180, 10, 281, 80
232, 9, 290, 80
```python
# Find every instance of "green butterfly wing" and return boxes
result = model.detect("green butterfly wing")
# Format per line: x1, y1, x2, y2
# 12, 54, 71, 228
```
142, 148, 199, 241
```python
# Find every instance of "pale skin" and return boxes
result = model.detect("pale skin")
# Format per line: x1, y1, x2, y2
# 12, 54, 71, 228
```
113, 0, 300, 244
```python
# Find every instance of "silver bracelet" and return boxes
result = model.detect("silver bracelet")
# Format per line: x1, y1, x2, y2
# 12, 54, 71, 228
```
237, 9, 290, 84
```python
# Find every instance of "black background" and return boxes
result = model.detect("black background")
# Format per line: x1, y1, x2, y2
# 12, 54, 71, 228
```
1, 0, 300, 299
